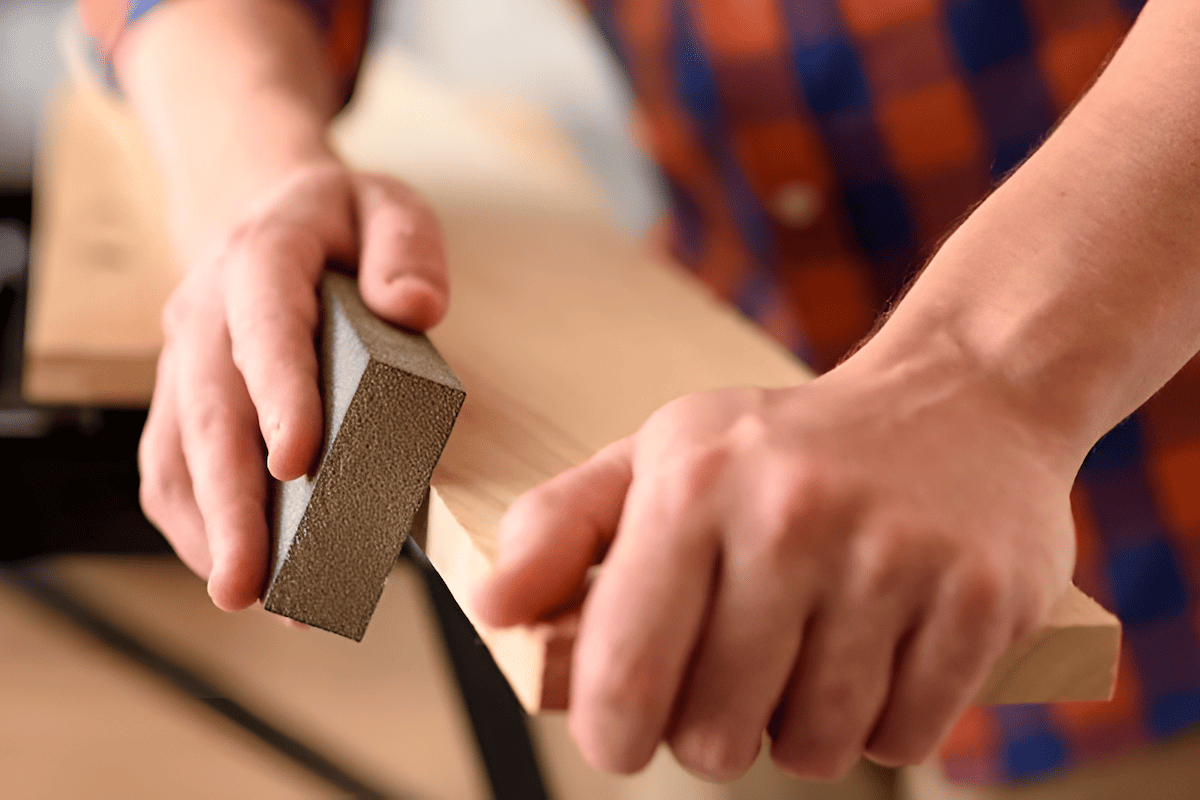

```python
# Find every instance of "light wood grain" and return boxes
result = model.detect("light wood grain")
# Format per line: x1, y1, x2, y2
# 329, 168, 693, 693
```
23, 84, 175, 405
0, 575, 338, 799
26, 52, 1120, 717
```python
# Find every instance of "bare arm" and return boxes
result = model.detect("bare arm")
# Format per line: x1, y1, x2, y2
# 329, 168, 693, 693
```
93, 0, 448, 610
112, 0, 341, 253
868, 0, 1200, 457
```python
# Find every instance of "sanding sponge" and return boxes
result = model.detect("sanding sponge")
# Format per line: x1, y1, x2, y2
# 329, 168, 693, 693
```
264, 271, 465, 640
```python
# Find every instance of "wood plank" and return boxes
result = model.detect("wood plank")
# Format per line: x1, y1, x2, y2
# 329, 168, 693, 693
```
976, 583, 1122, 703
23, 83, 174, 406
0, 575, 339, 799
26, 53, 1119, 718
36, 555, 490, 800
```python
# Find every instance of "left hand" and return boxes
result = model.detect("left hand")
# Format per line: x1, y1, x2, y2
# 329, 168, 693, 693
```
476, 351, 1080, 781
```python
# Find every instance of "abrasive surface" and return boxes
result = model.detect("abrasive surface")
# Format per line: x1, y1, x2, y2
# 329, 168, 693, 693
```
270, 297, 370, 588
264, 272, 465, 640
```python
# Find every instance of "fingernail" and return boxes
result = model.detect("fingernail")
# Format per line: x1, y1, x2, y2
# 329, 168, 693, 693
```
387, 273, 442, 302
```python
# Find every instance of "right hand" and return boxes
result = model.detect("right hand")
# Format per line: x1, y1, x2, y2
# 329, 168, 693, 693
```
138, 159, 449, 610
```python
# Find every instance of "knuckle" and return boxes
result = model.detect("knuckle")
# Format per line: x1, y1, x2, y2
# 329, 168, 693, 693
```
670, 724, 759, 782
753, 515, 802, 568
228, 215, 278, 250
567, 720, 642, 776
773, 736, 860, 781
865, 731, 935, 768
161, 286, 193, 338
574, 658, 665, 742
187, 395, 252, 445
779, 462, 826, 515
666, 444, 730, 507
137, 460, 185, 534
756, 464, 826, 548
651, 389, 726, 426
852, 523, 956, 601
189, 399, 226, 441
138, 477, 169, 529
851, 532, 908, 600
956, 557, 1007, 620
370, 203, 419, 241
727, 410, 770, 450
592, 666, 660, 722
230, 215, 320, 272
773, 699, 872, 780
227, 336, 253, 377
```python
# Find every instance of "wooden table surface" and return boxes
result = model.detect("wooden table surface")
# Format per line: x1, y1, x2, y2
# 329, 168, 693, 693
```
0, 570, 342, 799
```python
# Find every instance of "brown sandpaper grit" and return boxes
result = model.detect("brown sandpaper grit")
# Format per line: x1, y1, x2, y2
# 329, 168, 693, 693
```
263, 271, 465, 640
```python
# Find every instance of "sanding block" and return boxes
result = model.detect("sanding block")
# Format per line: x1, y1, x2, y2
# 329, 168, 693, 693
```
264, 271, 465, 640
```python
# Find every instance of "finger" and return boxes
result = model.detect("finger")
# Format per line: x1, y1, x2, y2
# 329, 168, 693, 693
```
568, 446, 724, 775
175, 286, 271, 611
138, 344, 211, 579
769, 528, 941, 779
223, 222, 326, 481
477, 437, 633, 627
864, 564, 1009, 766
768, 598, 908, 780
666, 549, 815, 782
666, 454, 832, 781
353, 175, 449, 331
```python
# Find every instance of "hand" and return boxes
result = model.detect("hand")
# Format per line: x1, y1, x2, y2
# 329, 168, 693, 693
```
138, 159, 448, 610
477, 350, 1080, 780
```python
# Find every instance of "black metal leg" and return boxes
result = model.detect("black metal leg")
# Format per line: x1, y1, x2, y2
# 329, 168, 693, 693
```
401, 537, 551, 800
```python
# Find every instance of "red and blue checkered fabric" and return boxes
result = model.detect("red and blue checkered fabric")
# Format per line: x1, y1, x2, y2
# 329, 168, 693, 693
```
583, 1, 1200, 785
96, 0, 1200, 786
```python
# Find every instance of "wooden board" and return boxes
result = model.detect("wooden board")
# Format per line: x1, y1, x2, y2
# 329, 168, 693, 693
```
0, 575, 339, 799
26, 52, 1120, 716
23, 83, 175, 406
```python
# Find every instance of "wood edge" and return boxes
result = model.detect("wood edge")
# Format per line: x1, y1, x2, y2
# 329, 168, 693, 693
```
22, 352, 157, 407
976, 588, 1120, 704
424, 486, 549, 712
423, 483, 1122, 710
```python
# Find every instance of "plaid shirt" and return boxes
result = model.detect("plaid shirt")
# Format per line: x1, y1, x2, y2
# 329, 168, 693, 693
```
94, 0, 1200, 786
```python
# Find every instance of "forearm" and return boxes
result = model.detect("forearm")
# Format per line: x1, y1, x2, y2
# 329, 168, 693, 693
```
860, 0, 1200, 457
112, 0, 342, 256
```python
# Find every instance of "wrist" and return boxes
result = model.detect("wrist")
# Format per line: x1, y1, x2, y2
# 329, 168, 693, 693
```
113, 0, 342, 256
850, 162, 1148, 467
846, 279, 1096, 475
167, 103, 341, 257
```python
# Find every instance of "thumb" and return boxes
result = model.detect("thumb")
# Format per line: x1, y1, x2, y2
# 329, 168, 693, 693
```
353, 174, 449, 331
477, 437, 635, 627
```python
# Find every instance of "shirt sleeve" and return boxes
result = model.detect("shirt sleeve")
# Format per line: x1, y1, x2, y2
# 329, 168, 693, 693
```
77, 0, 373, 106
